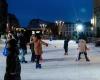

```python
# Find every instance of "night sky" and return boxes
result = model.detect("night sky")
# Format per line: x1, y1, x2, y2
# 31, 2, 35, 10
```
8, 0, 93, 27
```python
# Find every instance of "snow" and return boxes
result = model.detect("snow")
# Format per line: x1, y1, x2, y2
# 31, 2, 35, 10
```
0, 40, 100, 80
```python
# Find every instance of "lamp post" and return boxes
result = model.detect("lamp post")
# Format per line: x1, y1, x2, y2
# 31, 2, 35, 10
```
6, 15, 10, 32
75, 23, 84, 40
40, 24, 47, 35
91, 16, 97, 36
6, 23, 10, 32
91, 18, 94, 32
55, 20, 64, 36
76, 24, 84, 32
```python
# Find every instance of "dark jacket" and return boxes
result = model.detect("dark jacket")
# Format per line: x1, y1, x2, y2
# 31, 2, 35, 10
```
64, 39, 69, 48
18, 33, 27, 49
4, 39, 21, 80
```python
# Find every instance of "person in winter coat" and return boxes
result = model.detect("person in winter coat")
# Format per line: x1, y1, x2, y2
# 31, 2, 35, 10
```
31, 34, 48, 69
4, 35, 21, 80
64, 37, 70, 55
77, 39, 90, 61
18, 31, 27, 63
30, 34, 35, 62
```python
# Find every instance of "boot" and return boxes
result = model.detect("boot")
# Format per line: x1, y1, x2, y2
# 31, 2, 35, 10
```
38, 64, 41, 69
77, 52, 82, 60
64, 52, 68, 55
22, 60, 27, 63
86, 58, 90, 62
85, 55, 90, 62
36, 64, 41, 69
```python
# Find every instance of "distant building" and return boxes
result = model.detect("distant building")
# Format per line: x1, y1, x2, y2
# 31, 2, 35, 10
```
27, 19, 48, 35
62, 22, 75, 38
94, 0, 100, 37
6, 13, 20, 32
94, 0, 100, 27
93, 0, 100, 45
27, 19, 93, 40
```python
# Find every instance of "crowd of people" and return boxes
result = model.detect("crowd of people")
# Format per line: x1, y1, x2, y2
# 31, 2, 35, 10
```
3, 30, 90, 80
3, 30, 49, 80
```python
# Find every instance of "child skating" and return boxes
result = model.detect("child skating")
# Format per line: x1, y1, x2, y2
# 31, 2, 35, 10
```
77, 39, 90, 61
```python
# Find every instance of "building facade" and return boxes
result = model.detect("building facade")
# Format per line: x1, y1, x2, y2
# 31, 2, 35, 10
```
94, 0, 100, 37
61, 22, 75, 38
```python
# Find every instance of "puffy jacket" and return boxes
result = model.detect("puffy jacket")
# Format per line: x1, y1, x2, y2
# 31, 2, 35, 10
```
34, 39, 42, 55
78, 39, 87, 52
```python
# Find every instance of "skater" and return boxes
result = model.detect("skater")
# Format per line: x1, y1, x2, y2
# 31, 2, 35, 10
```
64, 36, 70, 55
31, 34, 48, 69
4, 35, 21, 80
77, 39, 90, 61
18, 31, 27, 63
30, 34, 35, 62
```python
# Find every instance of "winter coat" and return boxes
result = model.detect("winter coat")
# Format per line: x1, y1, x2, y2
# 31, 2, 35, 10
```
18, 33, 27, 49
78, 39, 87, 52
4, 39, 21, 80
64, 39, 69, 49
30, 35, 35, 52
34, 39, 42, 55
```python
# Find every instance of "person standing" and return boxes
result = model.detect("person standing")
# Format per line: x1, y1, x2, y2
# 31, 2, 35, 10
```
77, 39, 90, 61
4, 35, 21, 80
18, 31, 27, 63
30, 34, 35, 62
32, 34, 48, 69
64, 36, 70, 55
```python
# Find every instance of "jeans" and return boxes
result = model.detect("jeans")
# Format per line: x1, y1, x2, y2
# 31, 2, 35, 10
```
78, 52, 89, 61
31, 51, 35, 62
19, 48, 27, 62
36, 55, 41, 65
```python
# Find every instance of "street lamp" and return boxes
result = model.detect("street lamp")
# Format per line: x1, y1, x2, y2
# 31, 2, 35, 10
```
55, 20, 64, 35
91, 27, 94, 31
40, 23, 47, 35
91, 16, 97, 37
76, 24, 84, 32
6, 15, 10, 32
75, 23, 84, 40
6, 23, 10, 32
91, 18, 94, 26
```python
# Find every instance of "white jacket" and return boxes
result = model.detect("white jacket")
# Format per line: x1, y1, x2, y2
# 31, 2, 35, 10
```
78, 39, 87, 52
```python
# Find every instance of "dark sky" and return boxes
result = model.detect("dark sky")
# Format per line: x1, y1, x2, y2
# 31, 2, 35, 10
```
8, 0, 93, 27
